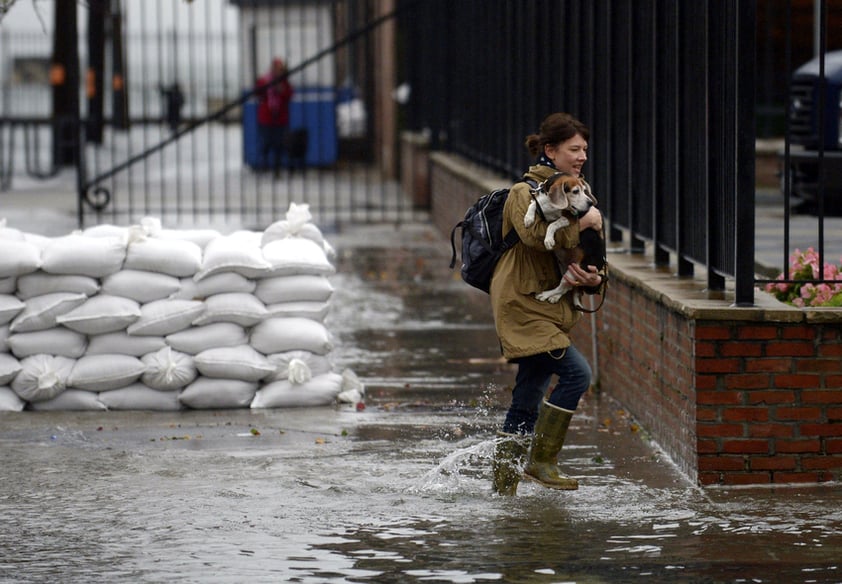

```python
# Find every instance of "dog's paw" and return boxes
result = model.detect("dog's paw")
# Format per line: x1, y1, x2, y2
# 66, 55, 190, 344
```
524, 204, 537, 227
543, 236, 555, 250
535, 290, 563, 303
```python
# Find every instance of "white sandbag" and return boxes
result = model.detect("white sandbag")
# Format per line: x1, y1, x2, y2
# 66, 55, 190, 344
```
253, 274, 334, 304
170, 272, 256, 300
336, 368, 365, 404
16, 273, 100, 300
193, 345, 274, 381
0, 294, 25, 325
251, 372, 344, 408
194, 235, 271, 281
9, 292, 87, 333
155, 228, 221, 249
266, 301, 329, 321
0, 324, 9, 353
250, 317, 333, 355
0, 239, 42, 278
23, 232, 52, 250
141, 347, 197, 390
102, 270, 182, 303
124, 237, 203, 277
261, 238, 335, 277
0, 221, 25, 240
29, 389, 108, 411
0, 386, 26, 412
87, 331, 167, 356
0, 353, 21, 385
165, 322, 248, 355
55, 295, 141, 335
127, 299, 205, 336
11, 354, 74, 402
7, 328, 88, 359
191, 293, 267, 327
67, 354, 146, 391
41, 234, 126, 278
178, 377, 258, 409
0, 277, 17, 294
97, 383, 183, 411
265, 350, 333, 383
82, 224, 129, 239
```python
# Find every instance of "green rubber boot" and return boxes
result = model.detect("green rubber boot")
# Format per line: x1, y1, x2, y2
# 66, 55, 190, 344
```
491, 432, 529, 496
523, 401, 579, 490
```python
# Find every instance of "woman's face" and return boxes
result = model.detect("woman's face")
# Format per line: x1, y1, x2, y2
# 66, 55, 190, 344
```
544, 133, 588, 176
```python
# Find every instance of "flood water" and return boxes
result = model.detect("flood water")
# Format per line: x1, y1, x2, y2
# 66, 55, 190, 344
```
2, 224, 842, 583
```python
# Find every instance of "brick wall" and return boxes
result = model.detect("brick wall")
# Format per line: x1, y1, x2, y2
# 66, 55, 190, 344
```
414, 139, 842, 486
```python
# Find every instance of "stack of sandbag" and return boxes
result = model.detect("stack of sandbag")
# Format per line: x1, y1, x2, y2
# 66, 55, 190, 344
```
0, 205, 364, 412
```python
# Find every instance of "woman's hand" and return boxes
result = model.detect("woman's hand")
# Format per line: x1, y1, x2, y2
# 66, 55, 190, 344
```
565, 262, 602, 288
579, 206, 603, 232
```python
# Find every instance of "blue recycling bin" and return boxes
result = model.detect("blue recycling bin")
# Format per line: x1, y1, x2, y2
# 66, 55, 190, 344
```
243, 86, 338, 169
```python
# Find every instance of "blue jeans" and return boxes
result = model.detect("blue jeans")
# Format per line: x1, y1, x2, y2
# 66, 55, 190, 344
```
502, 346, 592, 434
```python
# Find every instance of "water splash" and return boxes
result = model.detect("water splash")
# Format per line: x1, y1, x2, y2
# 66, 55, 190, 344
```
411, 438, 496, 494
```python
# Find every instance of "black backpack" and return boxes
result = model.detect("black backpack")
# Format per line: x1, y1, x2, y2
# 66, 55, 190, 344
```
449, 179, 537, 293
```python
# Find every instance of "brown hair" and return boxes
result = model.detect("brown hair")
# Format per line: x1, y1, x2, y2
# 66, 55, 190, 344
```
524, 112, 590, 157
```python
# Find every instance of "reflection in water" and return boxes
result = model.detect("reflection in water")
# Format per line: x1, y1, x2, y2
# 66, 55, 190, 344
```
3, 408, 841, 583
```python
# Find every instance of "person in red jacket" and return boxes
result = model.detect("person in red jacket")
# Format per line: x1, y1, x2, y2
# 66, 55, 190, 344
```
256, 58, 294, 176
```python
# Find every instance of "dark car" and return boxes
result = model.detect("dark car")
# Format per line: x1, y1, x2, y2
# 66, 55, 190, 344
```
781, 50, 842, 213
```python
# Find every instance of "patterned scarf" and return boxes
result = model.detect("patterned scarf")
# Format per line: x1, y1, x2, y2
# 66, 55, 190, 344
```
537, 153, 556, 169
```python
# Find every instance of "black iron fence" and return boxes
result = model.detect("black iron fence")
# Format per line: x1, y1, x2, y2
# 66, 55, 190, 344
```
401, 0, 842, 307
2, 0, 841, 307
0, 0, 423, 230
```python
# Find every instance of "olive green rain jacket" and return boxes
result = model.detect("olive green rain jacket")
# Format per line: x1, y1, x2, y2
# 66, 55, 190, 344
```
489, 164, 587, 360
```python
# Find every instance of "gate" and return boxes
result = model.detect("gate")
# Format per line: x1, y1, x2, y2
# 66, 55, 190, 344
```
0, 0, 424, 231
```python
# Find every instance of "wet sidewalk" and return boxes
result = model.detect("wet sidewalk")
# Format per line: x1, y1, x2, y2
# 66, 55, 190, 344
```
2, 213, 842, 582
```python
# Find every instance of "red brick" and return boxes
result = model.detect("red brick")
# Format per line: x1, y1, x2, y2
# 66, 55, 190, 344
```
725, 374, 770, 390
781, 325, 814, 340
696, 358, 741, 374
750, 456, 797, 471
699, 472, 723, 485
776, 439, 822, 453
801, 389, 842, 404
697, 423, 744, 437
772, 374, 821, 389
818, 344, 842, 357
748, 423, 794, 438
775, 406, 823, 421
696, 408, 718, 422
695, 375, 718, 390
797, 359, 842, 373
695, 342, 716, 358
801, 423, 842, 437
828, 407, 842, 421
697, 390, 742, 405
765, 341, 816, 357
736, 326, 778, 341
722, 439, 770, 454
773, 472, 822, 483
723, 472, 771, 485
723, 407, 769, 423
825, 375, 842, 388
698, 456, 745, 471
720, 342, 763, 357
697, 438, 719, 454
802, 456, 842, 470
745, 390, 795, 405
696, 325, 732, 340
827, 438, 842, 454
745, 358, 793, 373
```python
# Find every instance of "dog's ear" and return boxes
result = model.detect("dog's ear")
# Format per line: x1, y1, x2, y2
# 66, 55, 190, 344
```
547, 183, 571, 210
579, 179, 598, 206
